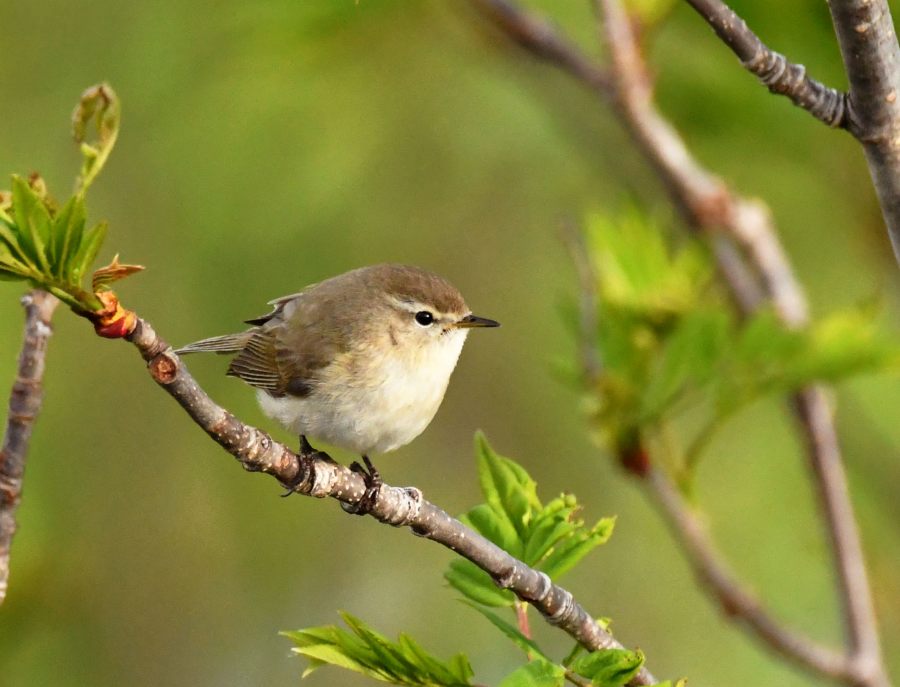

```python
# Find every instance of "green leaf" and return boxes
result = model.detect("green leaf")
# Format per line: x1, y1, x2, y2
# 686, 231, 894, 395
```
0, 220, 26, 259
569, 648, 644, 687
11, 175, 52, 274
498, 660, 566, 687
461, 601, 549, 660
464, 503, 522, 558
73, 83, 120, 195
522, 498, 578, 566
51, 195, 87, 279
283, 614, 474, 686
540, 517, 616, 581
445, 559, 515, 607
341, 612, 423, 681
476, 432, 541, 538
70, 221, 108, 285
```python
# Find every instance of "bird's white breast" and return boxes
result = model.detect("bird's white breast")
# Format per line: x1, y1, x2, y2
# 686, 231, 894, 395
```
257, 328, 468, 455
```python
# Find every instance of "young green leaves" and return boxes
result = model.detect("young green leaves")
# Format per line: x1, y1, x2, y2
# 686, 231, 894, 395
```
444, 433, 614, 607
0, 83, 141, 315
283, 612, 475, 686
576, 211, 900, 477
284, 438, 682, 687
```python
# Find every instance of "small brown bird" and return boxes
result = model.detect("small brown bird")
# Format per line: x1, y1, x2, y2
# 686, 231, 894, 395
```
177, 264, 499, 506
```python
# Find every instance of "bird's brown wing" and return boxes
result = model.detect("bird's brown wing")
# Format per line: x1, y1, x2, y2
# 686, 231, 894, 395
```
227, 291, 347, 398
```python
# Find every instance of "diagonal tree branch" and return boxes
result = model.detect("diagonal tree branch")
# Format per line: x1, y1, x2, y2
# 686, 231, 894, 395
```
124, 316, 659, 687
469, 1, 889, 685
0, 289, 59, 606
826, 0, 900, 263
644, 467, 852, 679
682, 0, 849, 128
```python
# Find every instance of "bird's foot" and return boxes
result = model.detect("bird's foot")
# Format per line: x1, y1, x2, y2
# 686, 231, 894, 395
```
342, 456, 382, 516
280, 435, 333, 497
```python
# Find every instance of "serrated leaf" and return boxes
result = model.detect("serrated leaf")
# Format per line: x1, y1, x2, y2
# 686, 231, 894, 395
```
91, 253, 144, 291
569, 648, 644, 687
341, 612, 423, 681
445, 559, 515, 607
477, 432, 540, 538
464, 503, 522, 558
498, 659, 566, 687
397, 634, 456, 685
461, 600, 549, 660
522, 495, 578, 565
540, 517, 616, 581
284, 615, 474, 686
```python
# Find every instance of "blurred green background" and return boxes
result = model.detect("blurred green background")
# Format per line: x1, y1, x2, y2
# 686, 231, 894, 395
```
2, 1, 899, 685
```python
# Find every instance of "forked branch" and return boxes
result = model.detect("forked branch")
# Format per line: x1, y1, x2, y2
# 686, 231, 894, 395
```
683, 0, 849, 128
470, 0, 889, 684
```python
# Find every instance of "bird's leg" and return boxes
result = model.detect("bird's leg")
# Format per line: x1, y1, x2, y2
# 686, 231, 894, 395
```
280, 435, 333, 497
343, 455, 383, 515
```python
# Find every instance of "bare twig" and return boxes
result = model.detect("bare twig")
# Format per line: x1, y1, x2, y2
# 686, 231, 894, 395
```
125, 316, 658, 686
470, 0, 610, 95
793, 388, 889, 686
683, 0, 849, 128
826, 0, 900, 262
0, 290, 59, 605
469, 1, 889, 684
645, 467, 851, 679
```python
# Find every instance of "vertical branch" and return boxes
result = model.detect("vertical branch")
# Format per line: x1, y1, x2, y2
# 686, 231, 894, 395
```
827, 0, 900, 262
0, 290, 59, 605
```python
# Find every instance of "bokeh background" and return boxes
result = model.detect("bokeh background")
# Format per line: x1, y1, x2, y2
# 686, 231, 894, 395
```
2, 1, 899, 685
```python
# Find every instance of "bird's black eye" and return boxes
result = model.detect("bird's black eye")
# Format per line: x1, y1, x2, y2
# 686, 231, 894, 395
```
415, 311, 434, 326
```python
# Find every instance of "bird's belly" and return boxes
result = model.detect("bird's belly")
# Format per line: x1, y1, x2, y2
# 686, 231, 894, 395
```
255, 337, 463, 455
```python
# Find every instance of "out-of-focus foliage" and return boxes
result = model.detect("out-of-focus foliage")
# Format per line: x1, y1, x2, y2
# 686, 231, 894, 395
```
579, 212, 900, 479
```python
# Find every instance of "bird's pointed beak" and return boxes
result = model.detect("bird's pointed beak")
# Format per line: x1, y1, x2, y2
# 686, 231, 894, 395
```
455, 314, 500, 329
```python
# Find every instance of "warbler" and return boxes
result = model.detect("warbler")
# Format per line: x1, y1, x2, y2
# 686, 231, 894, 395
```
177, 264, 499, 508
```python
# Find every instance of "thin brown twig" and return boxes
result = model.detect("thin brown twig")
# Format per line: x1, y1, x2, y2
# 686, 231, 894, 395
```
645, 467, 850, 678
468, 1, 889, 684
125, 316, 659, 686
683, 0, 849, 128
0, 290, 59, 605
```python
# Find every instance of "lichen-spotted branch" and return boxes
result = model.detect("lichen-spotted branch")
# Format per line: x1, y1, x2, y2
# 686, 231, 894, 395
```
0, 290, 59, 605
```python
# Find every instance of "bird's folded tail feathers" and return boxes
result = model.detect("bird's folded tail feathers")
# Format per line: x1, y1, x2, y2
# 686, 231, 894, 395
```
174, 331, 254, 355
